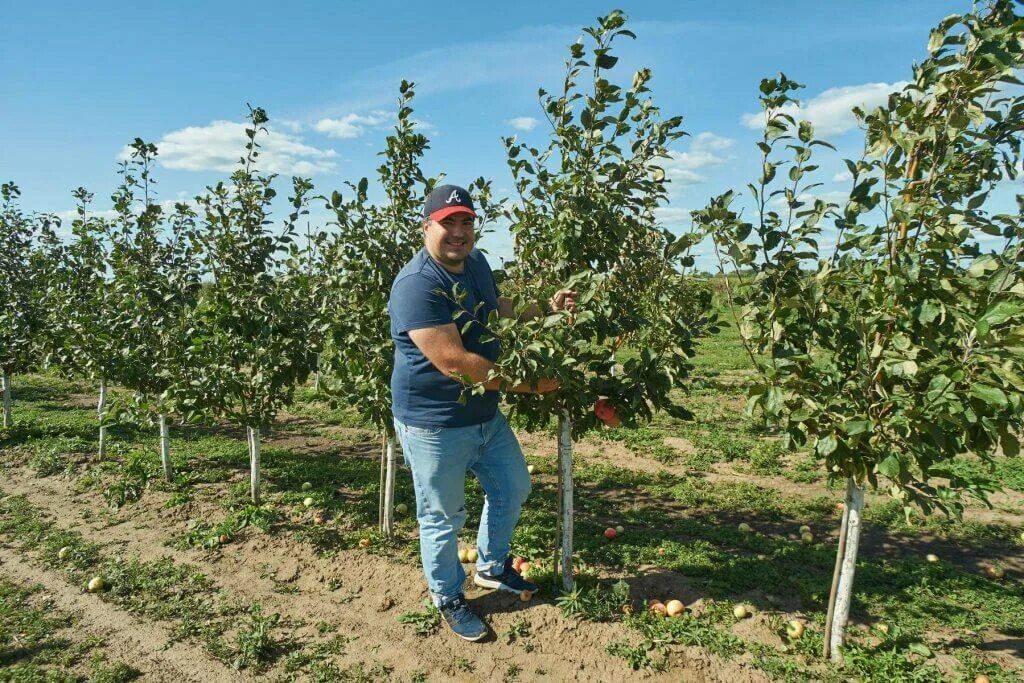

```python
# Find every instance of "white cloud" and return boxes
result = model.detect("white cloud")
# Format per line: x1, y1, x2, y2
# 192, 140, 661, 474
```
741, 81, 908, 137
507, 116, 539, 132
653, 206, 692, 225
661, 131, 735, 186
313, 111, 390, 139
126, 120, 338, 175
832, 169, 854, 183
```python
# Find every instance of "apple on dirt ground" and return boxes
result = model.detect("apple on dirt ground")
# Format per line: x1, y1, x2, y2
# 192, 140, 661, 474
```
512, 556, 526, 572
358, 537, 371, 549
303, 497, 314, 508
87, 576, 105, 593
738, 522, 752, 533
458, 547, 469, 563
603, 527, 618, 540
786, 620, 805, 639
926, 553, 939, 563
733, 604, 751, 619
801, 532, 813, 543
57, 546, 71, 561
983, 565, 1004, 580
666, 600, 685, 617
466, 547, 478, 563
648, 600, 668, 616
301, 481, 312, 491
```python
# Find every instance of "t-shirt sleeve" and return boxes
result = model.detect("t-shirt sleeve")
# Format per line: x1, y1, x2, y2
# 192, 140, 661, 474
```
390, 273, 454, 334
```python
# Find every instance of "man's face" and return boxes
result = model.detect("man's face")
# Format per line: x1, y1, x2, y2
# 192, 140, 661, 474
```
423, 212, 476, 269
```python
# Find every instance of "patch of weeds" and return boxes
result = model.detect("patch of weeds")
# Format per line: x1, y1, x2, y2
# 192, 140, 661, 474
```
785, 453, 822, 483
233, 603, 281, 671
596, 425, 677, 463
29, 446, 67, 477
555, 578, 629, 622
504, 663, 522, 681
103, 452, 153, 509
89, 657, 142, 683
746, 440, 782, 475
503, 616, 531, 644
163, 489, 191, 508
173, 503, 279, 550
397, 600, 440, 636
606, 639, 664, 671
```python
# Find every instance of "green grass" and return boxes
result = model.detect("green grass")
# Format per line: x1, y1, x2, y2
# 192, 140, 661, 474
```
0, 578, 141, 682
2, 344, 1023, 680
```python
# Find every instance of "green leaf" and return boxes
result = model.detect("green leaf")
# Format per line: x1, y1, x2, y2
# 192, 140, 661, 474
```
970, 384, 1007, 408
816, 434, 837, 457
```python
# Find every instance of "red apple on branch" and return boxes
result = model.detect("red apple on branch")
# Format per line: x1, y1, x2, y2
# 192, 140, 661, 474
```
594, 399, 621, 427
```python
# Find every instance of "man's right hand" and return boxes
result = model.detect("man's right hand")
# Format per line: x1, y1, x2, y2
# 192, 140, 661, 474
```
531, 378, 561, 394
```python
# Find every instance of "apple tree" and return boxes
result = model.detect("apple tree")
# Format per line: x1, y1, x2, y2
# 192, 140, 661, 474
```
457, 11, 717, 589
698, 1, 1023, 661
320, 81, 498, 535
0, 182, 60, 429
101, 140, 204, 479
184, 106, 319, 503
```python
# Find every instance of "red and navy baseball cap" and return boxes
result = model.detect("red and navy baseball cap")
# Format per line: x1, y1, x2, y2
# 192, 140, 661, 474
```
424, 184, 476, 221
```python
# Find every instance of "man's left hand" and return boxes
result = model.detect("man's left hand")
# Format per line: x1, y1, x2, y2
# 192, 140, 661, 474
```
549, 289, 577, 313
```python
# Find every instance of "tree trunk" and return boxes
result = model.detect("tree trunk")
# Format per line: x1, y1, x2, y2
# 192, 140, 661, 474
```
2, 372, 12, 428
825, 478, 865, 663
248, 426, 261, 504
381, 436, 397, 536
557, 413, 574, 591
97, 380, 108, 460
314, 353, 321, 392
159, 414, 173, 483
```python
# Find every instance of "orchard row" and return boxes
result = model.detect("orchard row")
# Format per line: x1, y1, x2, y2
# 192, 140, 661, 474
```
1, 4, 1022, 663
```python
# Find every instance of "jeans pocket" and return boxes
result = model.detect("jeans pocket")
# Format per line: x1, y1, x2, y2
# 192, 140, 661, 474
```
405, 424, 444, 437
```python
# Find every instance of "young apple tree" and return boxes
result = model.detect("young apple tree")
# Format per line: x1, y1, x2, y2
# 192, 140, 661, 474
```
458, 11, 717, 589
47, 188, 120, 457
320, 81, 497, 535
185, 106, 319, 504
698, 1, 1023, 661
0, 182, 60, 428
104, 140, 203, 477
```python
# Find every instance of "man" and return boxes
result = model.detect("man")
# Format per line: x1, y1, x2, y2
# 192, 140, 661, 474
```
389, 184, 574, 641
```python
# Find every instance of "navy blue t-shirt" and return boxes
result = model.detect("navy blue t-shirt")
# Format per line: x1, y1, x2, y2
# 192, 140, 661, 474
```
389, 248, 501, 428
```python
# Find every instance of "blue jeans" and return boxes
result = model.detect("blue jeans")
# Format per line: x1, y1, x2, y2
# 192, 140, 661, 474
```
394, 411, 532, 605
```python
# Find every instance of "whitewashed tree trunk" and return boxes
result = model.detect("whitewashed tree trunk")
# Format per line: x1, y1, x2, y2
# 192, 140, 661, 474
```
378, 433, 386, 533
826, 478, 865, 662
97, 380, 108, 459
557, 413, 574, 591
382, 436, 397, 536
158, 414, 173, 482
2, 372, 12, 428
248, 426, 261, 504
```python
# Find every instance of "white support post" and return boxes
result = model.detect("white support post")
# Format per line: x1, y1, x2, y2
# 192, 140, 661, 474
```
97, 380, 108, 459
382, 436, 397, 537
248, 426, 261, 504
557, 412, 574, 591
828, 478, 865, 662
2, 372, 12, 428
159, 414, 173, 482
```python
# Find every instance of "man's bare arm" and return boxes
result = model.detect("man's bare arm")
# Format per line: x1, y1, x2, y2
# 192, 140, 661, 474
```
408, 324, 558, 393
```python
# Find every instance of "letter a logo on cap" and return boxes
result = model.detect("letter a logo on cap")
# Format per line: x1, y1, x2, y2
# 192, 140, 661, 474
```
446, 189, 461, 204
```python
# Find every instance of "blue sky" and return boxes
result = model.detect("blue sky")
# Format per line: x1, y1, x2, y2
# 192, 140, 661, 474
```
1, 1, 982, 268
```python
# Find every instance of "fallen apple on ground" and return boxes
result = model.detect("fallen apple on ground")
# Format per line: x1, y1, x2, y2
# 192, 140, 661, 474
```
303, 497, 314, 508
512, 556, 525, 572
738, 522, 752, 533
733, 604, 750, 619
984, 565, 1004, 580
458, 548, 469, 563
301, 481, 312, 491
648, 601, 668, 616
466, 547, 478, 563
926, 553, 939, 563
604, 527, 618, 540
358, 538, 371, 549
786, 620, 804, 639
666, 599, 685, 617
527, 464, 535, 474
87, 576, 105, 593
801, 532, 814, 543
615, 525, 624, 534
57, 546, 70, 561
974, 675, 991, 683
799, 525, 810, 534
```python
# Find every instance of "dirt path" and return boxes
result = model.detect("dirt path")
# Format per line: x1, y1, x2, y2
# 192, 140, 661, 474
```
0, 543, 243, 683
1, 467, 768, 682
